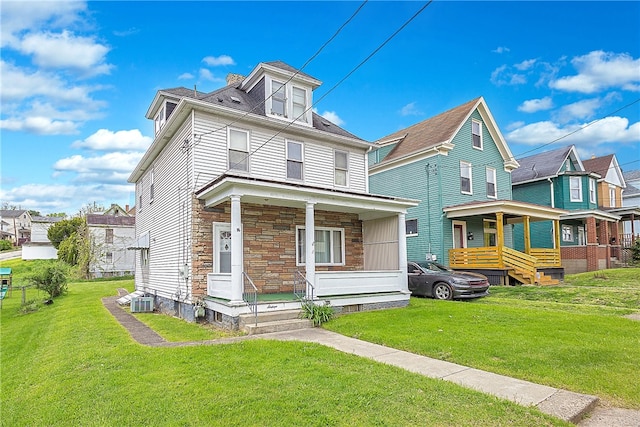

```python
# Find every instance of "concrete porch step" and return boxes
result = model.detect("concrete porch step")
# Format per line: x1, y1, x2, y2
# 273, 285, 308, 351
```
244, 318, 312, 335
239, 309, 302, 327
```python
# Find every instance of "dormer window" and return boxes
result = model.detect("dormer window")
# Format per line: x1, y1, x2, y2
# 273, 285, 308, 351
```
292, 86, 307, 122
271, 81, 286, 116
154, 101, 177, 135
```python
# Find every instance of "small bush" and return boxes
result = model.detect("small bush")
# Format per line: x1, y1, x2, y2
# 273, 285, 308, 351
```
631, 239, 640, 265
28, 262, 69, 299
19, 299, 41, 314
0, 240, 13, 251
300, 300, 335, 326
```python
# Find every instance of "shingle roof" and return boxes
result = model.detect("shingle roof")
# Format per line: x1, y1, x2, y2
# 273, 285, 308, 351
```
32, 216, 63, 223
374, 97, 481, 164
264, 60, 317, 81
582, 154, 614, 179
86, 214, 135, 226
623, 169, 640, 182
512, 145, 575, 184
0, 210, 27, 218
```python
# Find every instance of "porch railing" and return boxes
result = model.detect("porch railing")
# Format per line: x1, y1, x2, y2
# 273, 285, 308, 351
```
242, 272, 257, 327
449, 247, 501, 269
294, 270, 315, 301
502, 246, 537, 281
449, 246, 561, 271
529, 248, 561, 267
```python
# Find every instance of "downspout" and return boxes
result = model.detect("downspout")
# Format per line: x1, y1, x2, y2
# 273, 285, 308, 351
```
548, 178, 555, 208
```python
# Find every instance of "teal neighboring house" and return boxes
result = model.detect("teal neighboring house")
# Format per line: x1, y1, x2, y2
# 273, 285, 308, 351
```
512, 145, 621, 274
368, 97, 566, 285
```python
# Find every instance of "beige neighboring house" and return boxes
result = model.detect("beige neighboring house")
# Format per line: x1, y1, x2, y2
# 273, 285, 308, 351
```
22, 216, 63, 260
0, 219, 13, 241
87, 205, 136, 278
0, 210, 32, 245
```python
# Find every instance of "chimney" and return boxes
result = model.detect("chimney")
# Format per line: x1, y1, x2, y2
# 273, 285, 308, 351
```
226, 73, 245, 86
125, 204, 129, 212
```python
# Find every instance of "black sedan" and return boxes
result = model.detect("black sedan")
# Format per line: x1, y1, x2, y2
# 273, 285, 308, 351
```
407, 261, 490, 300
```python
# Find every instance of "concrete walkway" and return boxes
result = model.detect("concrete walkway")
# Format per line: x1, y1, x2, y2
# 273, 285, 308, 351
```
102, 293, 640, 426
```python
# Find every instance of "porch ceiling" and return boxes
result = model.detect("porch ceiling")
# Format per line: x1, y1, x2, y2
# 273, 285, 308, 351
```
560, 209, 621, 222
443, 200, 567, 223
196, 174, 419, 220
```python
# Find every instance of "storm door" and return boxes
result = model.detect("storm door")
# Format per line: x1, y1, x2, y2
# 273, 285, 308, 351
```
214, 223, 232, 273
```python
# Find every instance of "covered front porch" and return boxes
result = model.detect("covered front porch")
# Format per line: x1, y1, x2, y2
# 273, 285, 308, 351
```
443, 200, 567, 285
193, 174, 418, 326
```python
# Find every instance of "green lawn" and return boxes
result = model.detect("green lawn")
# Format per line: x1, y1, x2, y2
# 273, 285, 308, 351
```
326, 268, 640, 409
1, 260, 565, 426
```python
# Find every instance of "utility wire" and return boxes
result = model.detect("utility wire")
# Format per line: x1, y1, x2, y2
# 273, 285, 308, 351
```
193, 0, 369, 144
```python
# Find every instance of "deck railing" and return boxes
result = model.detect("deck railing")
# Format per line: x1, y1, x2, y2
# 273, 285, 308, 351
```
449, 246, 562, 270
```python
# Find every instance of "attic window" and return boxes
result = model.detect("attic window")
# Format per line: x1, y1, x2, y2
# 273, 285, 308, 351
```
230, 96, 241, 103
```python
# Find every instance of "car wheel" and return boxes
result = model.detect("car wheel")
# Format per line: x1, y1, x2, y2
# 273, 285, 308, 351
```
433, 283, 453, 300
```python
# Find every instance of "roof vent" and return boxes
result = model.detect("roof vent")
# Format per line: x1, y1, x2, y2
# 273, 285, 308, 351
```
217, 97, 223, 102
230, 96, 241, 103
321, 120, 331, 127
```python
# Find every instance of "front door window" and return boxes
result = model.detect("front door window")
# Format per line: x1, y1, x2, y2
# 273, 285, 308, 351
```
214, 223, 231, 273
483, 220, 497, 247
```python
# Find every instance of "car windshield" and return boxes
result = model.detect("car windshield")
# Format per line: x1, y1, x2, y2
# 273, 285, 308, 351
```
417, 261, 452, 272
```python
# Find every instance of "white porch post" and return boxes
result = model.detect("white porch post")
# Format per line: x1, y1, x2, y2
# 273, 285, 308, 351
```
230, 195, 243, 304
398, 212, 408, 292
305, 202, 316, 298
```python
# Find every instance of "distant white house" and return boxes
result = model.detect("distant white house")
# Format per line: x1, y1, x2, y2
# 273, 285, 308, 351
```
22, 216, 63, 260
87, 208, 136, 278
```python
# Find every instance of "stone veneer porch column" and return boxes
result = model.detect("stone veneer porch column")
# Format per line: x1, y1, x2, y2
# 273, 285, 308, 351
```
305, 202, 316, 298
397, 212, 408, 292
230, 195, 244, 304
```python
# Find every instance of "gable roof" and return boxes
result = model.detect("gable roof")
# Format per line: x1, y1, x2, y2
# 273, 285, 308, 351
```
86, 214, 135, 227
623, 169, 640, 182
370, 97, 518, 171
0, 209, 29, 218
583, 154, 625, 188
512, 145, 590, 184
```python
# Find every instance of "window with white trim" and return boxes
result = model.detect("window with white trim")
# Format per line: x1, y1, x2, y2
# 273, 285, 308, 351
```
228, 128, 249, 171
460, 161, 472, 194
141, 248, 149, 268
296, 227, 344, 265
472, 120, 482, 149
562, 225, 573, 242
589, 178, 596, 204
286, 140, 303, 180
406, 219, 418, 236
106, 252, 113, 263
150, 169, 155, 202
271, 80, 286, 116
334, 150, 348, 186
138, 182, 143, 212
105, 228, 114, 244
153, 101, 177, 135
486, 167, 497, 198
570, 176, 582, 202
609, 186, 616, 207
292, 86, 307, 122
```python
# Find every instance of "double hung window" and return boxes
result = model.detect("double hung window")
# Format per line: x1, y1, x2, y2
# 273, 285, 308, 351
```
486, 167, 497, 198
570, 177, 582, 202
292, 87, 307, 122
296, 227, 344, 265
472, 120, 482, 149
460, 161, 472, 194
271, 81, 286, 116
228, 128, 249, 171
334, 150, 348, 186
286, 141, 303, 180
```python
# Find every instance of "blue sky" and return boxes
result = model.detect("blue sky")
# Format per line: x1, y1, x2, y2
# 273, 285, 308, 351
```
1, 0, 639, 215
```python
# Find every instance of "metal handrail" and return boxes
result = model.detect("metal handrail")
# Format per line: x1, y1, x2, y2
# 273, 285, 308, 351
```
242, 271, 258, 327
294, 270, 315, 301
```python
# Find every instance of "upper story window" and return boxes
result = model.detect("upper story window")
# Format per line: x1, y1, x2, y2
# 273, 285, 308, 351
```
154, 101, 177, 135
460, 161, 472, 195
228, 128, 250, 172
105, 228, 114, 244
286, 140, 303, 180
609, 186, 616, 207
292, 86, 307, 122
271, 80, 286, 116
570, 176, 582, 202
472, 120, 482, 149
589, 178, 596, 204
138, 182, 143, 212
334, 150, 348, 186
149, 169, 155, 202
486, 167, 497, 198
406, 219, 418, 236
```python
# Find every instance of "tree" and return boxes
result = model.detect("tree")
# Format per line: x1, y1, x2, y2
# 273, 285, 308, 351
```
47, 217, 84, 249
28, 210, 41, 217
29, 262, 68, 299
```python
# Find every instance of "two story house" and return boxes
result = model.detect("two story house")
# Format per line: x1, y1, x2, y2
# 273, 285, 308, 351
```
0, 210, 32, 245
128, 61, 417, 328
368, 97, 566, 286
621, 169, 640, 243
512, 145, 620, 273
87, 204, 136, 278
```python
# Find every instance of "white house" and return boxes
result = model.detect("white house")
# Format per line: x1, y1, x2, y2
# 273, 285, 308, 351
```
22, 216, 62, 260
87, 212, 136, 278
128, 61, 417, 328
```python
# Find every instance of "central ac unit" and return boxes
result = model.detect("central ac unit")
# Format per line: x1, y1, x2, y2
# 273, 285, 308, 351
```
131, 296, 154, 313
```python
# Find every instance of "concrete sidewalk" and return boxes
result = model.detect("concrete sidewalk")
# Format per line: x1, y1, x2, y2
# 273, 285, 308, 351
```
103, 293, 640, 426
259, 328, 597, 424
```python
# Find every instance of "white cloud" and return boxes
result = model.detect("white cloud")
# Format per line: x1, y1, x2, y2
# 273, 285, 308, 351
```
492, 46, 510, 54
72, 129, 152, 151
514, 59, 537, 71
0, 1, 87, 49
490, 64, 527, 86
550, 51, 640, 94
178, 72, 194, 80
399, 102, 422, 116
518, 97, 553, 113
318, 110, 345, 126
507, 117, 640, 150
54, 152, 144, 173
0, 116, 78, 135
199, 68, 224, 83
20, 30, 112, 76
202, 55, 235, 66
554, 98, 601, 123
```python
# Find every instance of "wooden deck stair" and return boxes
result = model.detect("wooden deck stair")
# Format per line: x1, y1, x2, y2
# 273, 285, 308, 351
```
508, 268, 559, 286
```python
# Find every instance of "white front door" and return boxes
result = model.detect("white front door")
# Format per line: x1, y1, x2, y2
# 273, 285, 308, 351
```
214, 223, 231, 273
